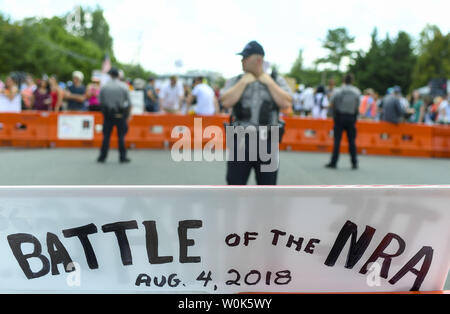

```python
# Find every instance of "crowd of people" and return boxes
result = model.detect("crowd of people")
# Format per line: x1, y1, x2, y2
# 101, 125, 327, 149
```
1, 70, 449, 125
292, 80, 450, 125
144, 75, 221, 116
0, 72, 222, 117
0, 72, 103, 113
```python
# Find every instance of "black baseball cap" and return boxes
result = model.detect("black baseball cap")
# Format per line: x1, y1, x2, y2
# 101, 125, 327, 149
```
237, 41, 265, 58
108, 68, 119, 77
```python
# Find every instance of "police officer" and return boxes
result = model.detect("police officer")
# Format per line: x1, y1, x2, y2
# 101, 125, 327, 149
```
326, 73, 361, 170
221, 41, 293, 185
97, 68, 131, 164
380, 86, 405, 124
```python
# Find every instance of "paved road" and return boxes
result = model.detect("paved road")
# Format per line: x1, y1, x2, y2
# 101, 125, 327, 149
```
1, 148, 449, 185
0, 148, 449, 290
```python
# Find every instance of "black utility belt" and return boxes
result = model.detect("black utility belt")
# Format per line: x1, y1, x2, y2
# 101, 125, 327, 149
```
103, 107, 127, 116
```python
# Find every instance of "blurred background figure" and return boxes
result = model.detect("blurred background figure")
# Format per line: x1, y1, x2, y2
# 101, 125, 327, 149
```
65, 71, 87, 111
98, 68, 132, 164
160, 76, 183, 114
293, 85, 304, 116
0, 76, 21, 113
359, 88, 377, 120
380, 86, 405, 124
327, 78, 336, 99
126, 78, 134, 91
21, 75, 36, 110
312, 85, 329, 119
187, 76, 218, 116
410, 90, 425, 123
326, 79, 337, 118
213, 85, 224, 113
49, 75, 64, 112
181, 83, 191, 114
399, 89, 411, 111
144, 77, 159, 113
326, 73, 361, 170
437, 96, 450, 124
301, 85, 315, 117
31, 76, 51, 111
427, 96, 442, 123
86, 77, 101, 112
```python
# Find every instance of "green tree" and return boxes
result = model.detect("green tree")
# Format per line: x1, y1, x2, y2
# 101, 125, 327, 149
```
316, 28, 355, 72
350, 29, 416, 94
289, 49, 304, 82
411, 25, 450, 90
0, 16, 27, 74
0, 15, 104, 82
289, 49, 341, 87
28, 17, 104, 81
391, 31, 416, 93
84, 8, 114, 55
64, 6, 114, 57
0, 7, 157, 83
119, 63, 157, 80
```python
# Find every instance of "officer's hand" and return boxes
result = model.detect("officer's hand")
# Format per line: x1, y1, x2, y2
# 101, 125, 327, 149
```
258, 73, 274, 86
240, 73, 256, 85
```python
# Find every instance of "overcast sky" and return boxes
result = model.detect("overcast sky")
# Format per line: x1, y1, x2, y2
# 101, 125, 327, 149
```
1, 0, 449, 78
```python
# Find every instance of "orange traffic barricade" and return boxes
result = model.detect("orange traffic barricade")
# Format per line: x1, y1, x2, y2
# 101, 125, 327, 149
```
47, 112, 104, 148
0, 112, 51, 148
126, 114, 169, 149
281, 117, 335, 153
357, 121, 434, 158
432, 125, 450, 158
0, 112, 449, 159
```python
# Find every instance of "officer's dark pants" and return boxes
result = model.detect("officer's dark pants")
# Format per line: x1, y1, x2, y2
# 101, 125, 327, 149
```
227, 132, 279, 186
330, 113, 358, 166
99, 114, 128, 161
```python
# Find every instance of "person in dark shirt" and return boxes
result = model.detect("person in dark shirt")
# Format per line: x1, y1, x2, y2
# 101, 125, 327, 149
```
32, 78, 51, 111
220, 41, 293, 185
326, 73, 361, 170
65, 71, 87, 111
144, 77, 159, 112
380, 87, 405, 124
97, 68, 132, 164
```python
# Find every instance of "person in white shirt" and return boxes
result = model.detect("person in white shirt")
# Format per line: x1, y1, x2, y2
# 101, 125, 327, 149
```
187, 77, 218, 116
438, 97, 450, 124
0, 77, 21, 113
159, 76, 184, 113
293, 85, 304, 115
301, 86, 315, 116
312, 85, 329, 119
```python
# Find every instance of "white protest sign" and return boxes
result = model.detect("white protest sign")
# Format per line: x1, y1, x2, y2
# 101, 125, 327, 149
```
0, 186, 448, 294
0, 94, 21, 113
58, 115, 94, 140
129, 91, 144, 115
